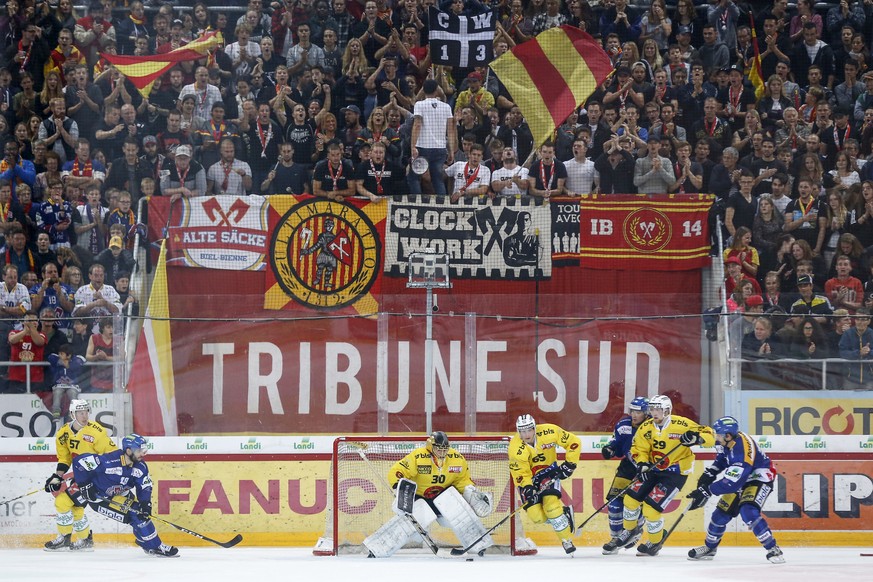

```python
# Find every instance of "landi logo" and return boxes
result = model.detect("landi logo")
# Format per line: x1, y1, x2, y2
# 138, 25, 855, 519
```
757, 437, 772, 449
805, 436, 826, 449
241, 438, 262, 450
861, 436, 873, 449
28, 439, 49, 451
593, 436, 610, 449
186, 438, 208, 450
293, 438, 314, 450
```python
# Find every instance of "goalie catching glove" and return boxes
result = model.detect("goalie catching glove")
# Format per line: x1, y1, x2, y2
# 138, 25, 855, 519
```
462, 486, 493, 517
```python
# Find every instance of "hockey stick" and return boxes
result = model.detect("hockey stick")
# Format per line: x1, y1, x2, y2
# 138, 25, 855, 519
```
347, 442, 443, 556
447, 505, 525, 556
105, 498, 243, 548
575, 440, 688, 538
0, 487, 42, 506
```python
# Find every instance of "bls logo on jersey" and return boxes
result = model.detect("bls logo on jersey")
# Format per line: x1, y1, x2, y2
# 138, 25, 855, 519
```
269, 199, 381, 310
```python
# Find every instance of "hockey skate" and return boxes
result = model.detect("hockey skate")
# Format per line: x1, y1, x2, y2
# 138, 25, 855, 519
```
687, 545, 717, 561
766, 545, 785, 564
623, 524, 643, 549
44, 533, 71, 551
636, 541, 661, 557
561, 539, 576, 555
601, 525, 637, 555
70, 532, 94, 552
145, 543, 180, 557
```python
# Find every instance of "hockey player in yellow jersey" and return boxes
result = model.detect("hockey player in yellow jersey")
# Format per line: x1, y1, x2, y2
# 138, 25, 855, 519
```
363, 432, 494, 558
509, 414, 581, 554
602, 394, 714, 557
43, 399, 117, 552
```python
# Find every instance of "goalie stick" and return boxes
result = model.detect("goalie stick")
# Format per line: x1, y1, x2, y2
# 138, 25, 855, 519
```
575, 440, 688, 537
106, 498, 243, 548
0, 487, 42, 506
348, 443, 444, 556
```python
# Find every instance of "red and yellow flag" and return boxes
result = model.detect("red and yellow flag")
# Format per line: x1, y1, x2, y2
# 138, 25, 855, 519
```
748, 13, 765, 100
490, 26, 612, 150
99, 31, 223, 97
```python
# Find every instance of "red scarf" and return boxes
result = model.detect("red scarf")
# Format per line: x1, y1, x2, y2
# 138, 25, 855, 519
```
221, 161, 232, 192
370, 160, 385, 194
328, 161, 344, 191
17, 40, 32, 72
72, 158, 92, 176
257, 121, 272, 158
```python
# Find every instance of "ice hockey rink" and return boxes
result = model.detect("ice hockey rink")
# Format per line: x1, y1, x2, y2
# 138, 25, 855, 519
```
3, 546, 870, 581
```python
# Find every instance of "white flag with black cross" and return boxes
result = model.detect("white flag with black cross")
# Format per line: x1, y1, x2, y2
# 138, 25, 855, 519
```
428, 7, 495, 68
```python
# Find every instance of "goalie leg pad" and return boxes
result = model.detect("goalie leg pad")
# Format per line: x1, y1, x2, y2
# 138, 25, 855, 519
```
363, 499, 438, 558
433, 487, 493, 554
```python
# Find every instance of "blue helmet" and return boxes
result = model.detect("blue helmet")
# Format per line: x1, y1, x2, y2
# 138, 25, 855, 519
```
122, 433, 148, 453
712, 416, 740, 438
629, 397, 649, 413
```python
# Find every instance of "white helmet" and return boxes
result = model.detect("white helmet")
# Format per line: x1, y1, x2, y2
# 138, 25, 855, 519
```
516, 414, 536, 433
648, 395, 672, 416
69, 399, 91, 415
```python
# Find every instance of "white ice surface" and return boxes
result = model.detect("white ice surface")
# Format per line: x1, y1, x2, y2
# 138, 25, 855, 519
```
3, 546, 870, 582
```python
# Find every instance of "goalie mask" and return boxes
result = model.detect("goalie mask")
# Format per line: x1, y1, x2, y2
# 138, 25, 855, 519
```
427, 431, 450, 460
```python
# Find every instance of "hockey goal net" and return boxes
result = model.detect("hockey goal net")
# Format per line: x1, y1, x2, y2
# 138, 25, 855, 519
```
313, 436, 537, 556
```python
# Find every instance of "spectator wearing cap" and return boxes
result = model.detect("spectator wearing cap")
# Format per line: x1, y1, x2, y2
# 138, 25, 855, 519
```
698, 23, 730, 79
340, 105, 364, 157
140, 135, 166, 188
718, 64, 757, 133
839, 307, 873, 386
365, 56, 412, 109
724, 254, 761, 298
790, 273, 834, 330
104, 137, 154, 207
94, 235, 136, 288
159, 145, 207, 200
603, 66, 642, 110
453, 71, 494, 118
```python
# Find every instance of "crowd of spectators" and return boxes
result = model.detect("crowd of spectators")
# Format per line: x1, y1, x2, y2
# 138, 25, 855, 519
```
2, 0, 873, 391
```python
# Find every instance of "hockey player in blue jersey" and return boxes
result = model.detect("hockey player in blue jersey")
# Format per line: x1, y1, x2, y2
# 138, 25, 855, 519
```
686, 416, 785, 564
600, 396, 649, 555
71, 434, 179, 557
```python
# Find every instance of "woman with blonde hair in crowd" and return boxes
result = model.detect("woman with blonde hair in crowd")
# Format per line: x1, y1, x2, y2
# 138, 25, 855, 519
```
37, 71, 64, 118
732, 109, 762, 159
823, 189, 850, 268
829, 151, 860, 194
794, 153, 825, 198
757, 75, 792, 131
640, 38, 664, 81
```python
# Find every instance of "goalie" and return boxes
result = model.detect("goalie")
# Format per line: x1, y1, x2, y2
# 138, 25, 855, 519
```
363, 431, 494, 558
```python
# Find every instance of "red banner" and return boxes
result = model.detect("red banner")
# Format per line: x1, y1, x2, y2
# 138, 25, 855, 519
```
263, 195, 387, 313
578, 194, 713, 271
132, 315, 700, 435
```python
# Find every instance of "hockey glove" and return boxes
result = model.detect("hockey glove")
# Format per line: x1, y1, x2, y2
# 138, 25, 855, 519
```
557, 461, 576, 480
79, 483, 99, 503
532, 464, 559, 490
636, 462, 654, 483
697, 467, 720, 490
601, 445, 616, 460
44, 473, 62, 493
519, 485, 539, 509
686, 486, 711, 510
680, 430, 703, 447
135, 500, 153, 519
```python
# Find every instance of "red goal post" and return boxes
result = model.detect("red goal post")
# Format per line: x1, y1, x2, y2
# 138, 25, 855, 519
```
313, 436, 537, 556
